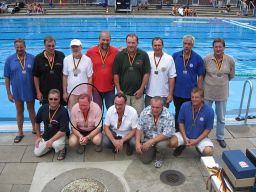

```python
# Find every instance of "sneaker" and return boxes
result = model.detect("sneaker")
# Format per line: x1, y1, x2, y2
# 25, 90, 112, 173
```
154, 159, 164, 168
95, 144, 103, 152
76, 145, 85, 154
173, 145, 186, 157
126, 143, 133, 156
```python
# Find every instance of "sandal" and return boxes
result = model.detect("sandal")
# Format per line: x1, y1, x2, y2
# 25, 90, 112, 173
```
14, 135, 24, 143
57, 148, 66, 160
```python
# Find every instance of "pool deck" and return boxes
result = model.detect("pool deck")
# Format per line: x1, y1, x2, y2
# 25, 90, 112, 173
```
0, 123, 256, 192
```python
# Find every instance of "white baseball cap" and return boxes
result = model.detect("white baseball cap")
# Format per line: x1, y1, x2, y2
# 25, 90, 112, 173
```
70, 39, 82, 47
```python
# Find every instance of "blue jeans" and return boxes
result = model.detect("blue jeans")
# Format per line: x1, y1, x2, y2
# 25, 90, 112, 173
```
204, 100, 227, 140
92, 89, 115, 110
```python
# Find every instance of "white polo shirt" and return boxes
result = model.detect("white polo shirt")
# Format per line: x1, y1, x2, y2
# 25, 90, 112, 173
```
146, 51, 177, 97
104, 105, 138, 137
63, 54, 93, 95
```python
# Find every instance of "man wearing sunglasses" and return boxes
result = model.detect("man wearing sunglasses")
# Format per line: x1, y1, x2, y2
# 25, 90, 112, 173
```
34, 89, 69, 160
33, 36, 66, 105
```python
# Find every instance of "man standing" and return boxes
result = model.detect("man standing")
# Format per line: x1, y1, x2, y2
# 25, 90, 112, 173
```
86, 31, 118, 110
113, 33, 151, 115
145, 37, 176, 107
169, 88, 214, 156
34, 89, 69, 160
69, 94, 102, 153
63, 39, 93, 110
103, 93, 138, 155
33, 36, 65, 105
136, 97, 175, 168
4, 38, 36, 143
204, 38, 235, 148
172, 35, 205, 132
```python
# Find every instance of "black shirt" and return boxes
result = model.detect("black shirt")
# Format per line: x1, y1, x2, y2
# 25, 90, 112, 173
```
33, 50, 65, 105
36, 104, 69, 141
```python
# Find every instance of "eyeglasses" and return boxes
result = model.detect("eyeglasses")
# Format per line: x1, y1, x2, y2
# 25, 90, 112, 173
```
48, 98, 58, 101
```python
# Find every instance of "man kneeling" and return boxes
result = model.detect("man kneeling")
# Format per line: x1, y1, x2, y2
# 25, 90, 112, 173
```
136, 96, 175, 168
34, 89, 69, 160
69, 94, 102, 153
170, 88, 214, 157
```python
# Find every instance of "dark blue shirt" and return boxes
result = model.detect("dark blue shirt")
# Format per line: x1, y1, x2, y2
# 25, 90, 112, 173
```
173, 50, 205, 99
178, 101, 214, 139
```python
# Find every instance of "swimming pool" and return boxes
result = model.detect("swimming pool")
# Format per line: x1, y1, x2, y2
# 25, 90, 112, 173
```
0, 16, 256, 121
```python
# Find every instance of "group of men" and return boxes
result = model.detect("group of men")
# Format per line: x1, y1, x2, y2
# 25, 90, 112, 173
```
4, 32, 235, 166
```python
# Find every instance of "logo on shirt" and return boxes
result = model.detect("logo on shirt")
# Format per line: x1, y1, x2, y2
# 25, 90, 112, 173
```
189, 63, 194, 68
27, 64, 32, 68
161, 67, 166, 72
136, 60, 143, 65
200, 117, 204, 121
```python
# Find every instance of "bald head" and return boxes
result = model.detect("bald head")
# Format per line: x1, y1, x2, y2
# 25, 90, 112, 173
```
99, 31, 111, 50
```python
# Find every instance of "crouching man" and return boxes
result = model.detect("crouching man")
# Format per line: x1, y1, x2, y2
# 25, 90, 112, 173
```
34, 89, 69, 160
170, 88, 214, 157
136, 96, 175, 168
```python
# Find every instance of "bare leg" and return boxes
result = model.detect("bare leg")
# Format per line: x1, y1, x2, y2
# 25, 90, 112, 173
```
15, 100, 24, 136
26, 100, 36, 132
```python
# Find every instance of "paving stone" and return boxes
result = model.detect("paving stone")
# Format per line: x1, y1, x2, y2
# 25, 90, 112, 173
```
212, 140, 230, 157
225, 138, 255, 152
52, 145, 84, 162
0, 163, 5, 174
0, 163, 37, 185
208, 128, 233, 139
248, 138, 256, 148
84, 145, 114, 161
226, 125, 256, 138
11, 184, 30, 192
21, 146, 54, 163
13, 133, 35, 146
0, 133, 16, 145
0, 146, 26, 162
0, 184, 12, 192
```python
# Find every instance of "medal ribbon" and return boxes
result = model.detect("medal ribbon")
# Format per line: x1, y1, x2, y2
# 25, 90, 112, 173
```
182, 51, 191, 71
17, 53, 26, 71
213, 54, 224, 72
45, 52, 55, 71
153, 116, 159, 129
117, 113, 124, 129
98, 46, 109, 67
192, 105, 202, 127
73, 56, 82, 71
128, 52, 137, 67
48, 105, 60, 124
154, 53, 163, 71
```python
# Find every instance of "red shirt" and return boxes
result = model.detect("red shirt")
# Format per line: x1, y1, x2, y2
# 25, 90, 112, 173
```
86, 45, 118, 92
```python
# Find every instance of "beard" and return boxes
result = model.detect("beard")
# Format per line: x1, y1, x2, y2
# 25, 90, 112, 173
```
72, 51, 81, 57
101, 43, 109, 50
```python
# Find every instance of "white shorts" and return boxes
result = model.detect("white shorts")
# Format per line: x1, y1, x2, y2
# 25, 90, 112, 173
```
174, 132, 214, 153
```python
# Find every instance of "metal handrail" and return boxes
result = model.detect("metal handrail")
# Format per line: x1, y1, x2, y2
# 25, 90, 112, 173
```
236, 79, 253, 124
249, 1, 255, 15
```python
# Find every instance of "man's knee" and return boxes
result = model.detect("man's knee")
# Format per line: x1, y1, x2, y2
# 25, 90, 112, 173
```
169, 136, 179, 148
69, 134, 79, 147
92, 133, 102, 145
202, 146, 214, 156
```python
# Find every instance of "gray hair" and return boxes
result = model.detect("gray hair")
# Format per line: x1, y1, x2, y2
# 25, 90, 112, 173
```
183, 35, 195, 46
151, 96, 164, 106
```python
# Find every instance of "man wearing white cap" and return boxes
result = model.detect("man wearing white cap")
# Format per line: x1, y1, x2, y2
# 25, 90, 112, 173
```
63, 39, 93, 111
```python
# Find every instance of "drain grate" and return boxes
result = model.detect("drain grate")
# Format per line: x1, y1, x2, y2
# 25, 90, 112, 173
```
160, 170, 186, 186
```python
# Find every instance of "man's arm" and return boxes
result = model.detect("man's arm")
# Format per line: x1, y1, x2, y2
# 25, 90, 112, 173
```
121, 129, 136, 143
34, 76, 43, 101
187, 129, 211, 147
142, 134, 168, 151
104, 125, 115, 143
62, 74, 68, 102
167, 78, 175, 103
134, 73, 150, 98
113, 74, 123, 94
135, 128, 143, 154
87, 76, 93, 96
5, 77, 14, 102
46, 131, 65, 148
34, 122, 41, 148
179, 123, 188, 145
197, 75, 204, 89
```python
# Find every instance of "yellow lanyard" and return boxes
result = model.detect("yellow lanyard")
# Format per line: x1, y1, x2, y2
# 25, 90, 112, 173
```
213, 54, 224, 72
45, 52, 55, 71
183, 51, 191, 71
98, 46, 109, 67
17, 54, 26, 71
128, 52, 137, 67
48, 105, 60, 123
154, 53, 163, 70
73, 56, 82, 70
192, 105, 202, 127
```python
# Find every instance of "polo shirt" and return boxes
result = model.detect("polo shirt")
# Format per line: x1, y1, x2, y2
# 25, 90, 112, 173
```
146, 51, 177, 97
86, 45, 118, 92
178, 101, 214, 139
33, 50, 65, 101
63, 54, 93, 95
36, 104, 69, 141
112, 48, 151, 96
172, 50, 205, 99
4, 52, 35, 101
204, 53, 235, 101
104, 105, 138, 137
71, 101, 102, 133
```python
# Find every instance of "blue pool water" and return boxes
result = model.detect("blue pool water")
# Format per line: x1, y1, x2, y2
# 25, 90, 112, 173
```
0, 16, 256, 121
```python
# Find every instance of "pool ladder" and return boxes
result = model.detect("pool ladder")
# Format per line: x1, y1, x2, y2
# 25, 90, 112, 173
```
235, 78, 255, 124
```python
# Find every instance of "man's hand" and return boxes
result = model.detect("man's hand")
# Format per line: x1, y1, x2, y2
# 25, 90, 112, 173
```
35, 137, 41, 148
7, 93, 14, 102
112, 139, 124, 153
166, 94, 173, 104
186, 139, 198, 147
63, 92, 68, 102
46, 139, 53, 148
134, 89, 143, 99
136, 142, 143, 154
117, 90, 124, 95
79, 136, 89, 145
142, 139, 154, 152
37, 91, 43, 101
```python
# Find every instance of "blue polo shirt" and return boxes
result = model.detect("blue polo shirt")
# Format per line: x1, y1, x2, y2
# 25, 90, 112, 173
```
178, 101, 214, 139
4, 52, 35, 101
173, 50, 205, 99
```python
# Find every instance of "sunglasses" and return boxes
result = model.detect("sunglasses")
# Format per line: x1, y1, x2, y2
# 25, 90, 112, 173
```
48, 98, 59, 101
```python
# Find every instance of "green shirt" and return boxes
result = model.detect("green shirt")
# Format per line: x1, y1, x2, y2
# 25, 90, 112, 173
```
113, 48, 151, 96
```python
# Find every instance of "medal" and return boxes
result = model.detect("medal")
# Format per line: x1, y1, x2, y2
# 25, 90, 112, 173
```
73, 68, 80, 76
192, 104, 202, 128
214, 54, 224, 77
183, 51, 191, 74
154, 53, 163, 75
154, 71, 158, 75
22, 70, 26, 74
50, 70, 54, 74
17, 53, 26, 74
48, 105, 60, 129
48, 123, 52, 128
73, 56, 82, 76
129, 66, 134, 71
45, 51, 55, 74
98, 46, 109, 69
183, 70, 188, 75
128, 51, 137, 72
